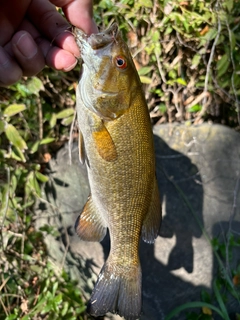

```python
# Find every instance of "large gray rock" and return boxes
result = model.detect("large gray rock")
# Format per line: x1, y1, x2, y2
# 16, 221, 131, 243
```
35, 124, 240, 319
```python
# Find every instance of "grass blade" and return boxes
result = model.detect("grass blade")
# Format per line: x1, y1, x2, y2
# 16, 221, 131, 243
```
165, 301, 225, 320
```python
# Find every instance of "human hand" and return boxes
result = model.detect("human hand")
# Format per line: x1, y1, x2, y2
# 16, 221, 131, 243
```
0, 0, 98, 87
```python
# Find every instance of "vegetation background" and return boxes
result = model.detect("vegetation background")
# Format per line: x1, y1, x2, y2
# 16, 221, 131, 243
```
0, 0, 240, 319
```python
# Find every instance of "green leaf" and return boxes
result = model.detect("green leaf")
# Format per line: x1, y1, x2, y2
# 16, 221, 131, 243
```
52, 282, 58, 296
15, 83, 29, 97
188, 104, 202, 113
158, 104, 167, 113
140, 76, 152, 84
199, 28, 217, 45
35, 171, 49, 183
138, 66, 152, 76
50, 113, 57, 128
26, 77, 44, 95
168, 70, 177, 79
152, 30, 160, 42
165, 26, 173, 35
15, 147, 26, 162
0, 184, 9, 217
0, 119, 4, 134
3, 104, 26, 117
56, 108, 75, 119
40, 137, 55, 145
213, 280, 230, 320
5, 149, 22, 162
26, 171, 41, 196
176, 78, 187, 85
30, 141, 40, 154
191, 54, 201, 69
5, 315, 18, 320
53, 293, 62, 304
224, 0, 233, 12
61, 301, 69, 316
41, 302, 54, 314
5, 124, 28, 151
230, 31, 236, 51
217, 54, 230, 78
138, 0, 152, 8
61, 115, 73, 126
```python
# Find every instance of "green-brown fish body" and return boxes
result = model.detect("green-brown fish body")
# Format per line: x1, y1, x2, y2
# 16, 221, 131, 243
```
74, 24, 161, 320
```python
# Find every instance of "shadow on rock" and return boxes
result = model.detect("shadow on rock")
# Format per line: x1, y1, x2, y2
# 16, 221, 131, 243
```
35, 124, 240, 320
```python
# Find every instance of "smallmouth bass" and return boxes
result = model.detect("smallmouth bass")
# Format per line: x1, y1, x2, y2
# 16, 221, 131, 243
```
74, 23, 161, 320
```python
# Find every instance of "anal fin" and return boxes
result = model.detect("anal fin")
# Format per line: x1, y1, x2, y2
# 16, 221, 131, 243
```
141, 176, 162, 243
75, 196, 107, 242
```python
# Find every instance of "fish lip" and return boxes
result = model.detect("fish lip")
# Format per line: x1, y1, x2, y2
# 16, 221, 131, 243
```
88, 23, 119, 49
74, 23, 119, 50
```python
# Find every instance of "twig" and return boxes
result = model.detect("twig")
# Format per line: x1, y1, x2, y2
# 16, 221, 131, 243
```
6, 248, 46, 267
203, 2, 221, 106
176, 31, 198, 53
165, 87, 183, 116
0, 167, 10, 250
68, 108, 77, 165
37, 97, 43, 141
0, 296, 8, 316
155, 51, 167, 84
0, 276, 10, 291
5, 230, 23, 238
0, 294, 23, 298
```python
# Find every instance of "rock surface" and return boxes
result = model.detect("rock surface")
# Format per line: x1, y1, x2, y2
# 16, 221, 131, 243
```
35, 124, 240, 319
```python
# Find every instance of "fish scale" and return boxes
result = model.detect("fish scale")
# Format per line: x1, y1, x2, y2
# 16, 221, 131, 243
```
74, 23, 161, 319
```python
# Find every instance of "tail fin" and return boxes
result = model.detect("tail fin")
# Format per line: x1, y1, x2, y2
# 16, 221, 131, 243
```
87, 260, 142, 320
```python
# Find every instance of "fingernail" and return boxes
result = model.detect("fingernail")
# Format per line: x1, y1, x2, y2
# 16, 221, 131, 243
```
15, 33, 38, 59
63, 59, 78, 72
0, 46, 10, 68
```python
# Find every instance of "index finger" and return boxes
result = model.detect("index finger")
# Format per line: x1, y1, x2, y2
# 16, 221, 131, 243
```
27, 0, 79, 57
51, 0, 98, 34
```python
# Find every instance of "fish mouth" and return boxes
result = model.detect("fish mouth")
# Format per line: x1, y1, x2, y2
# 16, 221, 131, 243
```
74, 23, 119, 50
88, 23, 119, 49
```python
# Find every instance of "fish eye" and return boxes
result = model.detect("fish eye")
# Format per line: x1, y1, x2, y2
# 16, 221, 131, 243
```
115, 56, 127, 69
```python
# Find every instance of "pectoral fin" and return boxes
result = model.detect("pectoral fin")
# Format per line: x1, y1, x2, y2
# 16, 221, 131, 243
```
141, 176, 162, 243
89, 115, 117, 162
75, 196, 107, 242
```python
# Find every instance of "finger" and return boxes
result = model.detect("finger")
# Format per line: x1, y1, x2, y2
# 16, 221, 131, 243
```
45, 46, 78, 71
11, 31, 45, 77
27, 0, 80, 57
0, 46, 22, 87
13, 19, 78, 72
50, 0, 98, 34
0, 0, 31, 45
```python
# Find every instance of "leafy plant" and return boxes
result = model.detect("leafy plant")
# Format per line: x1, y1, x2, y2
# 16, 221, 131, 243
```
0, 72, 86, 318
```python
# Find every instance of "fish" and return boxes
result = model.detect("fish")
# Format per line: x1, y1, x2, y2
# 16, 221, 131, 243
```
74, 23, 161, 320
